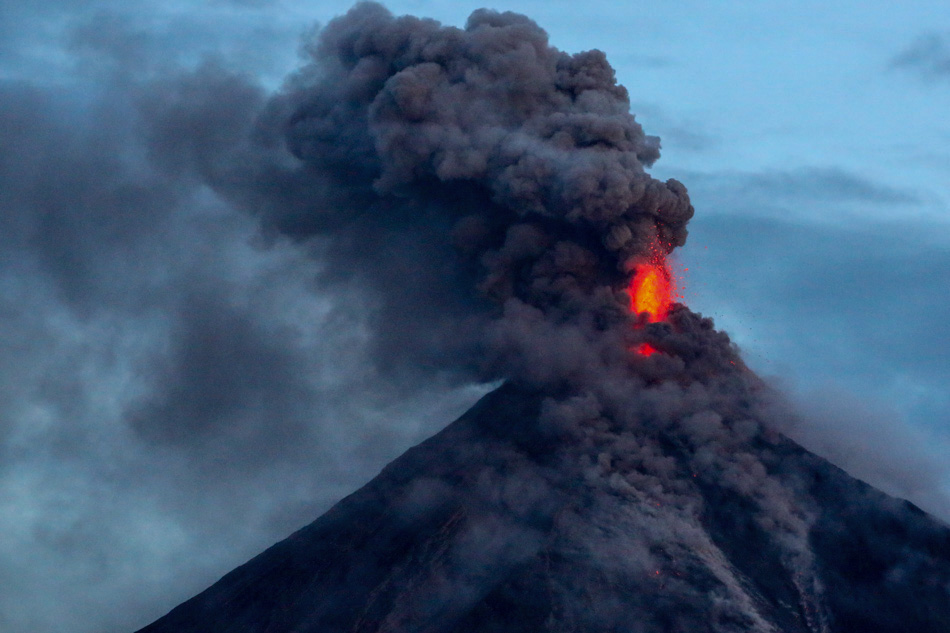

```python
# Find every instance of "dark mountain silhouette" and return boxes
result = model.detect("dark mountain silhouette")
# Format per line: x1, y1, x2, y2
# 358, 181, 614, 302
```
137, 379, 950, 633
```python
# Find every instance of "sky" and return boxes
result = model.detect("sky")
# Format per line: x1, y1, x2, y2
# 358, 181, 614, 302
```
0, 1, 948, 632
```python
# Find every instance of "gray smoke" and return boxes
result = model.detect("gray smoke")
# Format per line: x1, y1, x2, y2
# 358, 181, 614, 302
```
189, 2, 695, 383
129, 2, 832, 620
184, 4, 830, 621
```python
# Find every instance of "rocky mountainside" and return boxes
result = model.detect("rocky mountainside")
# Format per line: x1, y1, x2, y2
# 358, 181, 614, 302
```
137, 381, 950, 633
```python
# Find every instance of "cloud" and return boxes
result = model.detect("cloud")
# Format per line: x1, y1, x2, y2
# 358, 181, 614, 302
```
741, 167, 919, 204
680, 211, 950, 520
680, 166, 920, 211
124, 289, 317, 465
0, 5, 768, 628
683, 212, 950, 380
615, 52, 675, 69
769, 383, 950, 523
629, 100, 719, 153
0, 10, 492, 632
891, 33, 950, 81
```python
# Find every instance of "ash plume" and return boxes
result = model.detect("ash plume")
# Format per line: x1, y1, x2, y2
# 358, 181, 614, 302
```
206, 2, 694, 382
183, 3, 837, 624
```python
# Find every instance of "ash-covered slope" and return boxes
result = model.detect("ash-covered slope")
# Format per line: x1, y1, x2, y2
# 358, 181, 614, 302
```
138, 377, 950, 633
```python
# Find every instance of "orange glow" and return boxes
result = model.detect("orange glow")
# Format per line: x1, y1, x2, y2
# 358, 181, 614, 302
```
630, 253, 675, 323
629, 238, 682, 358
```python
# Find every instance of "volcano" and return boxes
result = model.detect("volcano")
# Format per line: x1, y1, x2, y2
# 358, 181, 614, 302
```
137, 321, 950, 633
133, 4, 950, 631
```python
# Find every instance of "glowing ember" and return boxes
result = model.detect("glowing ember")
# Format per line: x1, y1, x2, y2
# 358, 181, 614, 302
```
636, 343, 658, 357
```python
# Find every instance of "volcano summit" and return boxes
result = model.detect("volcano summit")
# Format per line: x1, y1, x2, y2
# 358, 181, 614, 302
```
136, 4, 950, 632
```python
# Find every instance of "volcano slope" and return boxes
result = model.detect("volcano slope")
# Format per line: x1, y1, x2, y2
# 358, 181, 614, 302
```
137, 309, 950, 633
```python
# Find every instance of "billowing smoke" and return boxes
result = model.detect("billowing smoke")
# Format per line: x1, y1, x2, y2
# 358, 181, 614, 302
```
200, 2, 694, 384
190, 3, 831, 621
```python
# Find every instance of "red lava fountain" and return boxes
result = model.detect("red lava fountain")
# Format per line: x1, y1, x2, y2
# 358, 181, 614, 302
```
631, 261, 674, 323
630, 242, 679, 356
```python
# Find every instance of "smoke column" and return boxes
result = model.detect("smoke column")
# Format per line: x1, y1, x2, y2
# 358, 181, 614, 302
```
93, 3, 865, 627
191, 4, 829, 622
202, 2, 693, 385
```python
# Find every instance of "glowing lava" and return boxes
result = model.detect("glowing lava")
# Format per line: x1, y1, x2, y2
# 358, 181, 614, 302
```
630, 256, 674, 323
629, 240, 680, 357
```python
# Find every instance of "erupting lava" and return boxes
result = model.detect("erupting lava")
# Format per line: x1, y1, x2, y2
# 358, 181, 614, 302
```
630, 242, 676, 323
630, 241, 679, 356
631, 260, 674, 323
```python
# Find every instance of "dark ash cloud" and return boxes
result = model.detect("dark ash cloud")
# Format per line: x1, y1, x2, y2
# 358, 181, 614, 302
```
258, 2, 696, 380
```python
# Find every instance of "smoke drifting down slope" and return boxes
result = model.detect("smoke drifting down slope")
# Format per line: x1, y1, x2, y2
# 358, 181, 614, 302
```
135, 3, 950, 632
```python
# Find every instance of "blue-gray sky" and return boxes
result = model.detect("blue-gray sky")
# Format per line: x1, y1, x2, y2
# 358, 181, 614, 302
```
1, 2, 948, 632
